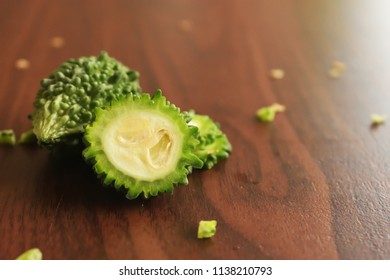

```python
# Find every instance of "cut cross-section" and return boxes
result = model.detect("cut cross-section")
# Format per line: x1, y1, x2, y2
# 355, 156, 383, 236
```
83, 90, 203, 199
101, 111, 182, 181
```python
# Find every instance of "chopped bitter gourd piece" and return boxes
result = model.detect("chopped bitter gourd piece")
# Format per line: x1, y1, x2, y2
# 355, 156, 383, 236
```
18, 129, 37, 144
197, 220, 217, 239
83, 90, 203, 199
188, 112, 232, 169
0, 129, 16, 145
256, 103, 285, 122
371, 114, 386, 125
31, 51, 141, 146
16, 248, 43, 260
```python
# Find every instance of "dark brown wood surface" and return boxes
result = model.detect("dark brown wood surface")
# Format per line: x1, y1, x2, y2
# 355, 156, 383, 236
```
1, 0, 390, 260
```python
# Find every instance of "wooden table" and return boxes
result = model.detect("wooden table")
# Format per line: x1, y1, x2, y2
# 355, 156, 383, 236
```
1, 0, 390, 260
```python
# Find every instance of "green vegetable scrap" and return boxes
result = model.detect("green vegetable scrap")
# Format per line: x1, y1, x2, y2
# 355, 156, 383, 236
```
197, 220, 217, 239
83, 90, 203, 199
16, 248, 43, 260
31, 51, 141, 146
256, 103, 285, 122
0, 129, 16, 145
188, 111, 232, 169
371, 114, 387, 125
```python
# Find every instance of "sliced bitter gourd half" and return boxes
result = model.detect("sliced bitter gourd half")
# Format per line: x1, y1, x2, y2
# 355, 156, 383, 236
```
188, 111, 232, 169
83, 90, 203, 199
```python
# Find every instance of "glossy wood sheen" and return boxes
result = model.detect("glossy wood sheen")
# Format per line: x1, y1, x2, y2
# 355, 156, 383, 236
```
1, 0, 390, 259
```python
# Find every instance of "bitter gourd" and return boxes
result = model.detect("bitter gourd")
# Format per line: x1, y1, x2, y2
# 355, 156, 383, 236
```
31, 51, 141, 146
83, 90, 203, 199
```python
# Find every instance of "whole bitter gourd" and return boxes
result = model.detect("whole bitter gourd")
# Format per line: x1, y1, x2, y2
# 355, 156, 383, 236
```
31, 51, 141, 146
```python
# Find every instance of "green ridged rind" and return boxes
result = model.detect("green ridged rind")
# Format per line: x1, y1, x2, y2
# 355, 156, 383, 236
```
83, 90, 203, 199
188, 111, 232, 169
31, 51, 141, 146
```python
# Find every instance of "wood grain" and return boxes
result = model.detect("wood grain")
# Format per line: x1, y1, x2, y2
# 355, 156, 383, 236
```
1, 0, 390, 259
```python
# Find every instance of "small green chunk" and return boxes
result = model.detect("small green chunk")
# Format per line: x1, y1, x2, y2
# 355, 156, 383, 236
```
16, 248, 43, 260
256, 103, 285, 122
18, 129, 37, 144
0, 129, 16, 145
371, 114, 387, 125
197, 220, 217, 239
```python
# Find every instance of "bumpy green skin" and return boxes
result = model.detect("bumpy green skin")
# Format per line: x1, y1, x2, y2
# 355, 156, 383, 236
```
31, 51, 141, 146
83, 90, 203, 199
188, 111, 232, 169
0, 129, 16, 145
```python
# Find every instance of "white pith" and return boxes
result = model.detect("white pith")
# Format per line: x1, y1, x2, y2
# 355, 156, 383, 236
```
101, 110, 182, 181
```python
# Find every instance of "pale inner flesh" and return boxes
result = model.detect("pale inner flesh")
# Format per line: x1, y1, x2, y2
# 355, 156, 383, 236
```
101, 111, 183, 181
